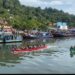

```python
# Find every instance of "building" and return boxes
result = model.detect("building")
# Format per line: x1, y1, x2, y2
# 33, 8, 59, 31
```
3, 25, 13, 32
56, 22, 68, 30
0, 19, 16, 33
48, 22, 56, 27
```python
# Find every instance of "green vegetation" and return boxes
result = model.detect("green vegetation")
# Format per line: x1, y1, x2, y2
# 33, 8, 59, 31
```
0, 0, 75, 31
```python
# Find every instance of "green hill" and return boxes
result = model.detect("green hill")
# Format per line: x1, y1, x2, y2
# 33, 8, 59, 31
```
0, 0, 75, 30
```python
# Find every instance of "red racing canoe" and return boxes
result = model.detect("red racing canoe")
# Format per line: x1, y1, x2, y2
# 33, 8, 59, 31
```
12, 45, 48, 53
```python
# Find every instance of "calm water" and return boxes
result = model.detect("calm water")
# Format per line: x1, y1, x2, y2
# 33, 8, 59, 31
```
0, 37, 75, 74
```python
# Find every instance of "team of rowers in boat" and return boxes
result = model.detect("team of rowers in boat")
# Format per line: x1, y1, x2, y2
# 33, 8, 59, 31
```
13, 44, 46, 50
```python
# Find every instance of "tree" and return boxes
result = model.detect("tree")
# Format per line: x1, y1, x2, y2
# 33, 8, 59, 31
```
0, 0, 75, 31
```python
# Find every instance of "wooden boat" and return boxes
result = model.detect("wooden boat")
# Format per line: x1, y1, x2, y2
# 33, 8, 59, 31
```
23, 34, 37, 39
12, 45, 48, 53
51, 30, 75, 37
36, 32, 53, 38
52, 32, 65, 37
23, 32, 53, 39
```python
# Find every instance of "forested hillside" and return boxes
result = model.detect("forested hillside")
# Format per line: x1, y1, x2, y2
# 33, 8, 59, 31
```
0, 0, 75, 30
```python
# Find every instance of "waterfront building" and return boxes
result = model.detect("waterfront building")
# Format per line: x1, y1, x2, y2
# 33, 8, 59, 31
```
56, 22, 68, 30
0, 19, 22, 43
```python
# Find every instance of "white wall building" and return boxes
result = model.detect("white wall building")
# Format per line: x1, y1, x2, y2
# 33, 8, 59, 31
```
56, 22, 68, 30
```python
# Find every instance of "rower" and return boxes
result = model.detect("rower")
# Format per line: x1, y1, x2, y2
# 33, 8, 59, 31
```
21, 47, 25, 49
74, 46, 75, 49
26, 46, 28, 49
70, 46, 73, 51
27, 45, 30, 49
43, 44, 45, 46
29, 46, 32, 49
24, 47, 26, 49
41, 44, 43, 47
33, 45, 37, 48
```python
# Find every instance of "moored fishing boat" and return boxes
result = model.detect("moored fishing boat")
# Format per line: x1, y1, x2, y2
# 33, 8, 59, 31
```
36, 32, 53, 38
23, 32, 53, 39
51, 30, 75, 37
23, 34, 37, 39
3, 32, 23, 43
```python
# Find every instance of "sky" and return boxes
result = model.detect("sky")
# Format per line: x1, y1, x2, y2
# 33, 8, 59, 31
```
19, 0, 75, 15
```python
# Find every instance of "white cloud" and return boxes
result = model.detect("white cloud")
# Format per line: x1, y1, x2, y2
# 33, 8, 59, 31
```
19, 0, 75, 15
50, 0, 63, 5
19, 0, 49, 8
64, 6, 75, 15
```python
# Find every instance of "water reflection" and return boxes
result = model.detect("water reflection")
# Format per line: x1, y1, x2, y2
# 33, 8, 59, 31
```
0, 39, 55, 67
0, 43, 23, 67
0, 38, 74, 68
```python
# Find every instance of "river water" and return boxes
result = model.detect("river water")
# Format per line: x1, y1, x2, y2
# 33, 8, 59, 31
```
0, 37, 75, 74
